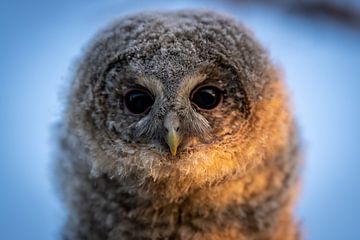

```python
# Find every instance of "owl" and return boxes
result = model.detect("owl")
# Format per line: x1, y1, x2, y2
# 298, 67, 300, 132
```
55, 10, 301, 240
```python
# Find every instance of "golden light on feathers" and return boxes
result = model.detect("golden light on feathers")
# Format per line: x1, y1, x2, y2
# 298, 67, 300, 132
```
55, 10, 301, 240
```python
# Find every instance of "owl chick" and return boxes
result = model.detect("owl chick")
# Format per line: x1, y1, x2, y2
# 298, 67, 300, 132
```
55, 10, 301, 240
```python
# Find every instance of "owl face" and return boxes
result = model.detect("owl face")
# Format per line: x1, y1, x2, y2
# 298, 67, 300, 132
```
69, 11, 291, 198
101, 62, 249, 157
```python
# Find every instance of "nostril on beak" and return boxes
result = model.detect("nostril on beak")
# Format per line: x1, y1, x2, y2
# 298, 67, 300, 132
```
165, 125, 179, 133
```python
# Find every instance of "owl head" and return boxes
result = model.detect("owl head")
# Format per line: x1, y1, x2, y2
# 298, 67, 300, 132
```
65, 10, 292, 200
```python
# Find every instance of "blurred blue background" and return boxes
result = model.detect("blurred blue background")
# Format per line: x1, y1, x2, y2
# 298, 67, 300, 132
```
1, 0, 359, 239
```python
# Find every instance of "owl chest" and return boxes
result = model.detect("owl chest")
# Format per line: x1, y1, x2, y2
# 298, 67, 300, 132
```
94, 177, 284, 240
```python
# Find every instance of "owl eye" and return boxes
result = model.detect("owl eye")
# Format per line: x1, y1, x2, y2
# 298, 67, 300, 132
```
190, 85, 222, 110
124, 89, 154, 115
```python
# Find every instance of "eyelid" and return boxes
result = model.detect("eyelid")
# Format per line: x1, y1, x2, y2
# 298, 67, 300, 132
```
123, 84, 154, 97
123, 86, 154, 97
190, 83, 224, 100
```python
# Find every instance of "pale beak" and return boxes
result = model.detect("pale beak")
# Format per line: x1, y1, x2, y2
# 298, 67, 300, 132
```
164, 111, 181, 156
166, 127, 180, 156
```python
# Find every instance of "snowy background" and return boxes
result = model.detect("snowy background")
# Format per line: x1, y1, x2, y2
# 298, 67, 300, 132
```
1, 0, 359, 239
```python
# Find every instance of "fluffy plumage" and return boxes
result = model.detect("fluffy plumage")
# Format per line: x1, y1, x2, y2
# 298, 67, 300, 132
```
55, 10, 301, 240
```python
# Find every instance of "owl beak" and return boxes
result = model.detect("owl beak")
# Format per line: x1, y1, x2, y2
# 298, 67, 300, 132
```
166, 127, 180, 156
164, 112, 181, 156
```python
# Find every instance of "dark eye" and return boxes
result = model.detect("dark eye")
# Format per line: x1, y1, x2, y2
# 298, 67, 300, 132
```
190, 85, 223, 110
124, 89, 154, 115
